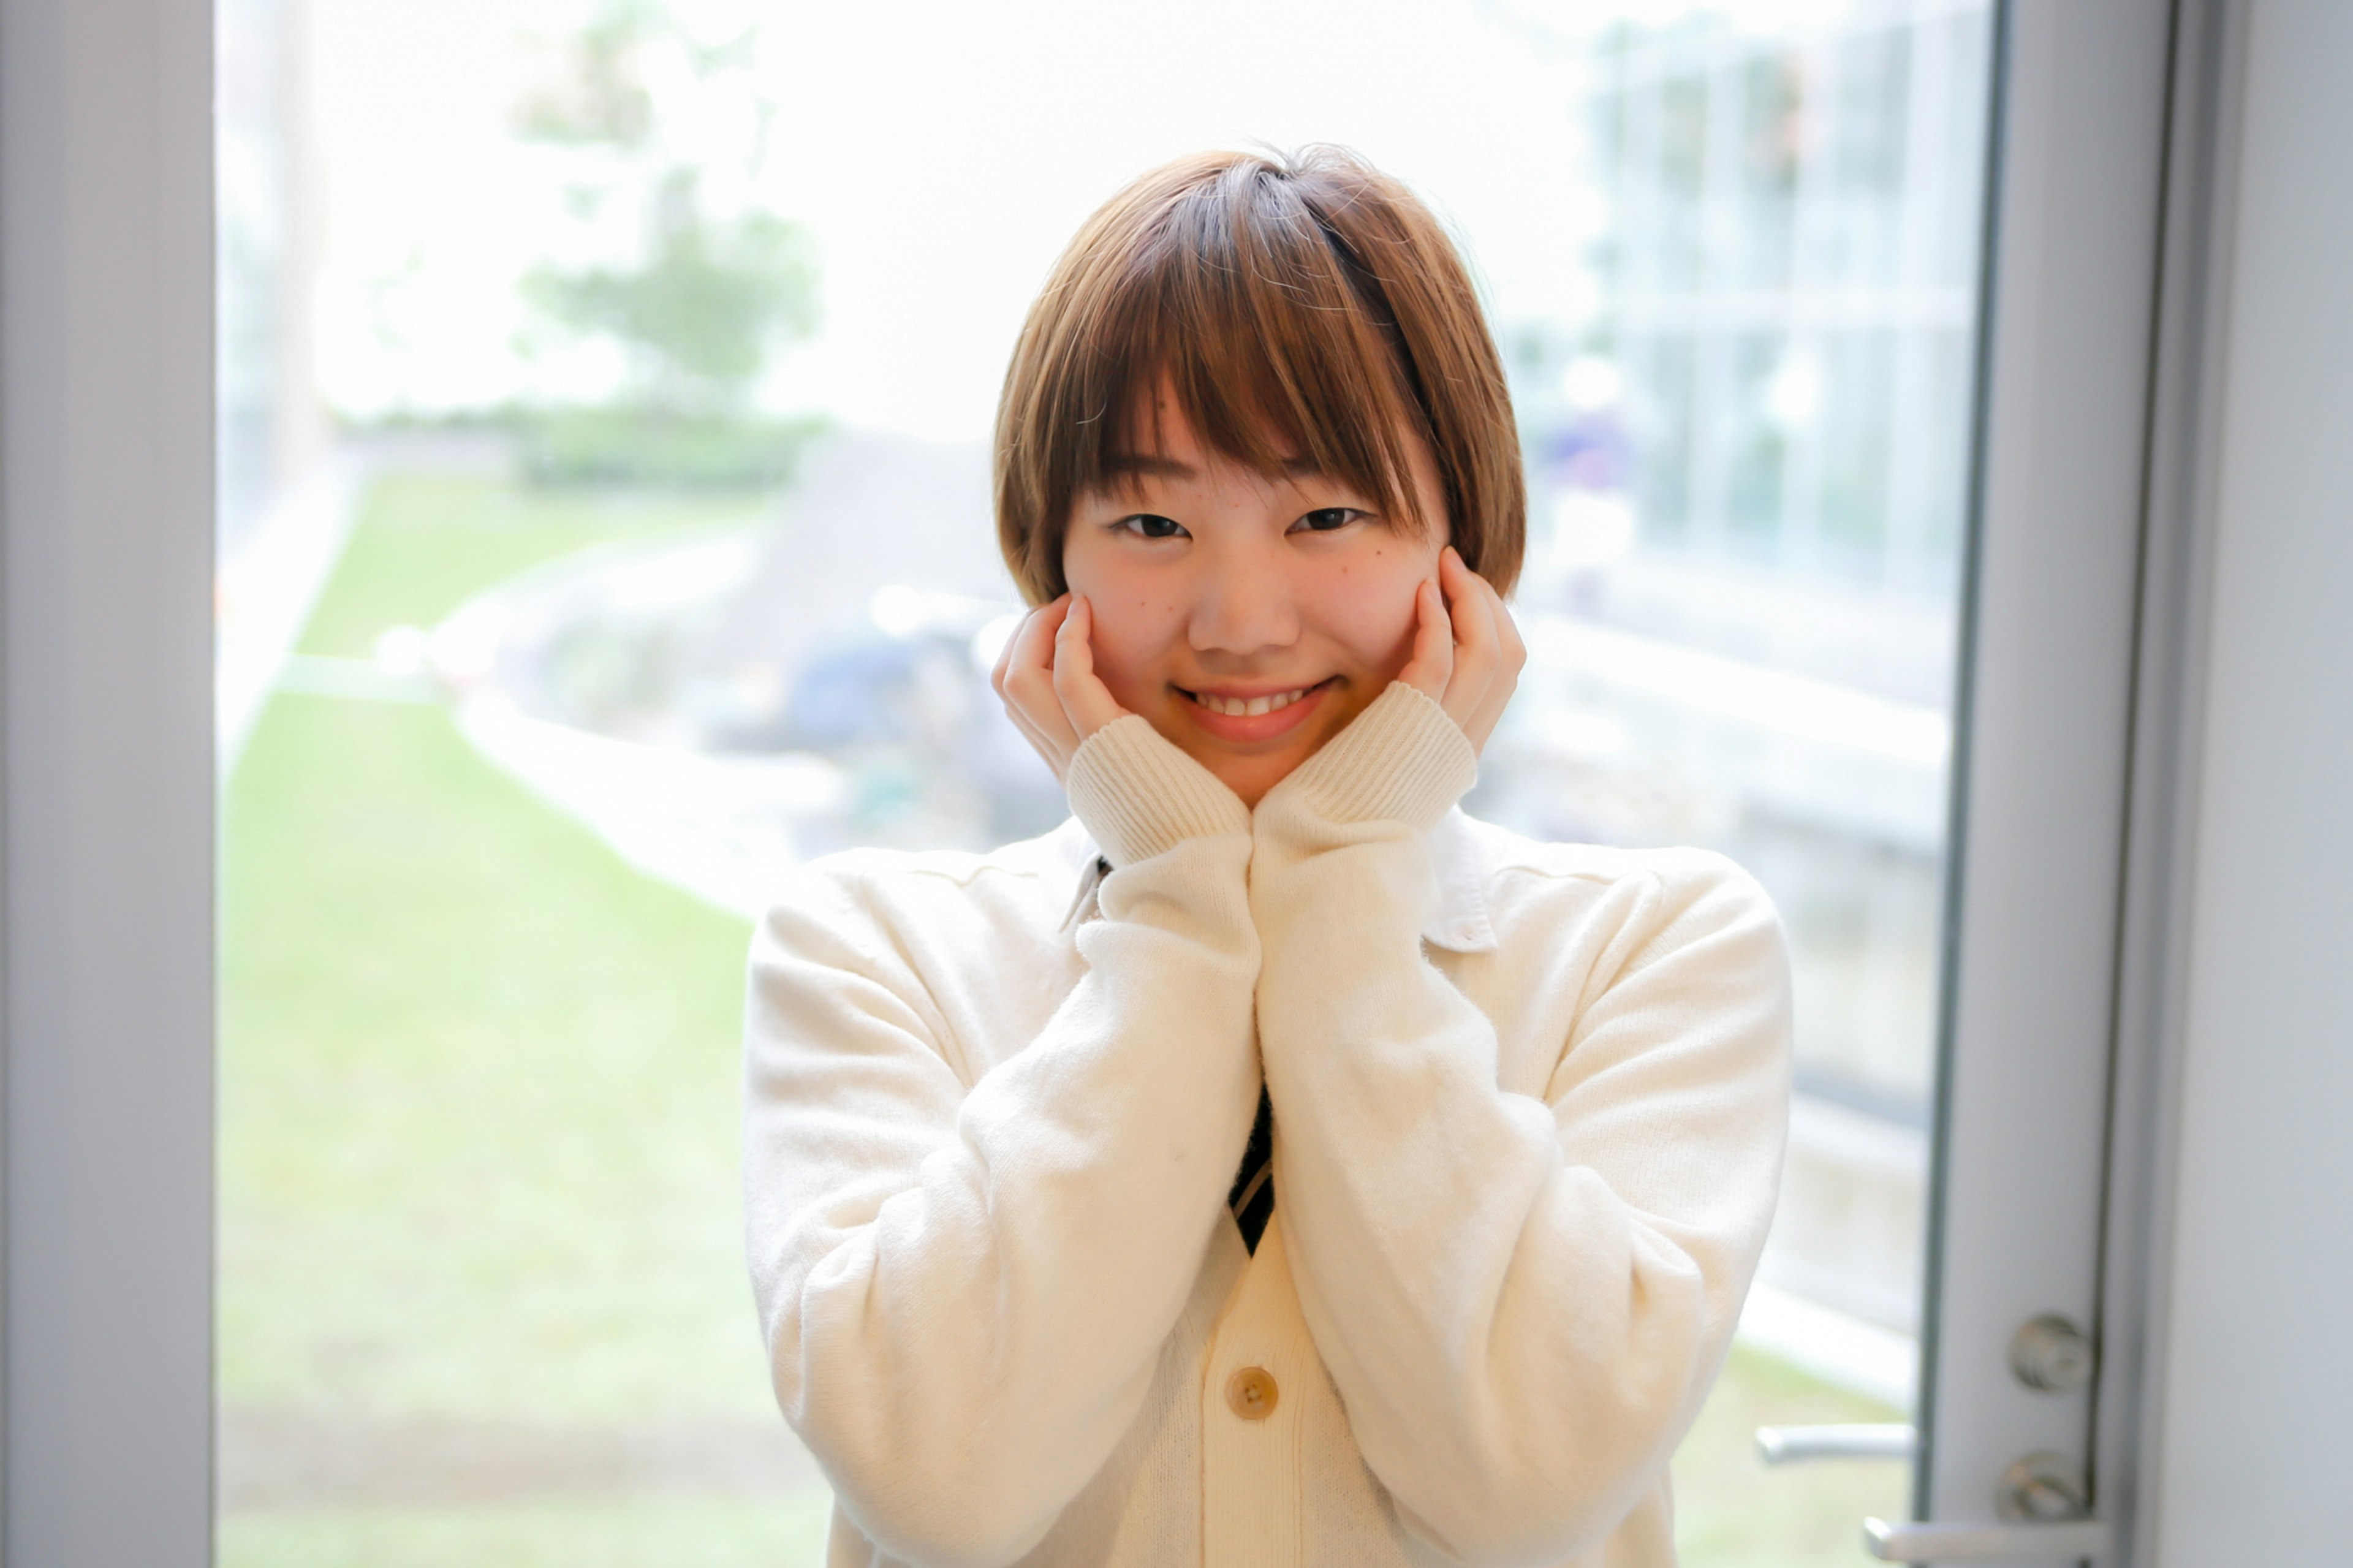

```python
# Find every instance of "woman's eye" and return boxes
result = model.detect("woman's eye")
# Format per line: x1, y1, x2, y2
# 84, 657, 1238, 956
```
1294, 507, 1362, 533
1119, 513, 1187, 540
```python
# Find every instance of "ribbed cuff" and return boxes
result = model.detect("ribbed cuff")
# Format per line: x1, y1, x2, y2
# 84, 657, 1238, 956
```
1065, 716, 1251, 868
1264, 682, 1476, 833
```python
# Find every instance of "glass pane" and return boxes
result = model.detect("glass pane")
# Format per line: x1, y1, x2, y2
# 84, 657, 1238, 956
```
1490, 9, 1994, 1559
216, 2, 1993, 1564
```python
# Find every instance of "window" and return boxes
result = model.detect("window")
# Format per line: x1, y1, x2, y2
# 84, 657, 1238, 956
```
0, 0, 2186, 1561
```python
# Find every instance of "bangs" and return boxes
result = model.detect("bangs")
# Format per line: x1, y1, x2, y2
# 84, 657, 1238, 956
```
1061, 164, 1432, 528
996, 146, 1524, 605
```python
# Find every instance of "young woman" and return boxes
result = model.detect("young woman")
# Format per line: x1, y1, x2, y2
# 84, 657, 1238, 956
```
743, 148, 1792, 1568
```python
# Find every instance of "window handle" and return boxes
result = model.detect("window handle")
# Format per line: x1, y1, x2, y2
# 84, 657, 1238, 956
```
1863, 1517, 2110, 1562
1864, 1450, 2108, 1561
1754, 1423, 1915, 1463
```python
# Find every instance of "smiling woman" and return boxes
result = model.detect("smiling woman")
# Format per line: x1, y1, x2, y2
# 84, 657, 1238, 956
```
741, 147, 1794, 1567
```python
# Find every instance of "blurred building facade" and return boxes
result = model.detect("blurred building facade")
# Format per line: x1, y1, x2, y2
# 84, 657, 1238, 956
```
1484, 0, 1994, 1338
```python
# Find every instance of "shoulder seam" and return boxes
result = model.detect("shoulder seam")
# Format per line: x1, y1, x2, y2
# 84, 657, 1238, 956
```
889, 858, 1047, 889
808, 848, 1050, 893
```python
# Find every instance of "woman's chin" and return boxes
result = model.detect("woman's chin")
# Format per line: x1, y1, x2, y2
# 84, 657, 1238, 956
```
1173, 735, 1314, 808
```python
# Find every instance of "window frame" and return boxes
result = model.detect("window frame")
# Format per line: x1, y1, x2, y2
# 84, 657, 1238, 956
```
2, 0, 218, 1561
1917, 0, 2221, 1551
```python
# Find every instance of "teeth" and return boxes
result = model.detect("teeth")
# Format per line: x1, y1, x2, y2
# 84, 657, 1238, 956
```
1195, 687, 1309, 716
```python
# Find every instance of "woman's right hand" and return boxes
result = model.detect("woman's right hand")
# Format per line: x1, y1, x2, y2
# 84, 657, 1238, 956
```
990, 592, 1131, 784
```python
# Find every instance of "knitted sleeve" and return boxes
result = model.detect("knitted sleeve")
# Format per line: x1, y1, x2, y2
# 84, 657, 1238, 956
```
1249, 683, 1793, 1564
743, 722, 1257, 1568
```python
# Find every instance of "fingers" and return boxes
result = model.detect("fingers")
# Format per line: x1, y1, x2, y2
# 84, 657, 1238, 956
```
1440, 548, 1501, 660
1052, 597, 1128, 738
1474, 585, 1524, 749
993, 594, 1068, 697
988, 606, 1024, 697
1496, 584, 1528, 670
1435, 547, 1521, 754
997, 594, 1080, 777
1396, 576, 1454, 701
1436, 548, 1497, 718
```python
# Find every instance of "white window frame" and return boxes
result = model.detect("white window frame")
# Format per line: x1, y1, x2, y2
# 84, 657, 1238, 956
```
1914, 0, 2168, 1537
2, 0, 218, 1561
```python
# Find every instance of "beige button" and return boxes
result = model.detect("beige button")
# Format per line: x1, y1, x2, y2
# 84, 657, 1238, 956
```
1226, 1366, 1279, 1421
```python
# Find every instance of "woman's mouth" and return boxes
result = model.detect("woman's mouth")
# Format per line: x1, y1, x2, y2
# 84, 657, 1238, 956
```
1189, 686, 1314, 718
1176, 678, 1335, 741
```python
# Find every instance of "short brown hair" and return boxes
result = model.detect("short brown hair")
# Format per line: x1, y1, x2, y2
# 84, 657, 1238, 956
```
993, 146, 1524, 605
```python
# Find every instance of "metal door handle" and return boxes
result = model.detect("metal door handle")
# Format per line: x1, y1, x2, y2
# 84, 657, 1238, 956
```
1863, 1517, 2110, 1561
1755, 1423, 1916, 1463
1865, 1450, 2107, 1561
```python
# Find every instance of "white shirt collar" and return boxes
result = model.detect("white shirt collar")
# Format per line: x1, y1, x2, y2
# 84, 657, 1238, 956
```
1053, 809, 1497, 953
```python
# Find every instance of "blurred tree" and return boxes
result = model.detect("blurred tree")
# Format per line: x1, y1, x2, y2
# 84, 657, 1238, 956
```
513, 1, 820, 484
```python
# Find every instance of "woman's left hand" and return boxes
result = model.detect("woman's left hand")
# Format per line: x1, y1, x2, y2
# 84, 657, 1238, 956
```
989, 592, 1132, 784
1398, 547, 1526, 757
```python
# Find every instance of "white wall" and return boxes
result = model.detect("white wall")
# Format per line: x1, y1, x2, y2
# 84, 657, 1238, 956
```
2154, 1, 2353, 1557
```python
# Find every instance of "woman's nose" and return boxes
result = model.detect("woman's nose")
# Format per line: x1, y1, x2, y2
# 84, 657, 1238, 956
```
1188, 545, 1300, 657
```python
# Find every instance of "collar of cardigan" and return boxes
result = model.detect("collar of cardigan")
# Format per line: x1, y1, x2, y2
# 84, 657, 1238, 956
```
1053, 808, 1499, 953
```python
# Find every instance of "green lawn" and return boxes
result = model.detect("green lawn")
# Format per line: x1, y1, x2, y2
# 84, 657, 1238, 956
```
221, 1499, 835, 1568
289, 473, 768, 661
221, 471, 1905, 1566
220, 474, 828, 1566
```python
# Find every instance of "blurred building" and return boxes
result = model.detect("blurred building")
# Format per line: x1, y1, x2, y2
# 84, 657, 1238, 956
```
1479, 0, 1995, 1343
1518, 0, 1991, 607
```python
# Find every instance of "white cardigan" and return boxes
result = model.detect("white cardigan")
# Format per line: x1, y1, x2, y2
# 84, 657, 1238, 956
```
743, 683, 1792, 1568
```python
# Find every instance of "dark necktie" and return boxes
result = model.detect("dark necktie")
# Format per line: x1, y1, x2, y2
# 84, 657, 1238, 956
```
1228, 1086, 1275, 1253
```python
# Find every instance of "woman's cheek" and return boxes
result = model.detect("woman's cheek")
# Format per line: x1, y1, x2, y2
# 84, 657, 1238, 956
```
1084, 602, 1170, 710
1307, 571, 1425, 683
1066, 548, 1164, 706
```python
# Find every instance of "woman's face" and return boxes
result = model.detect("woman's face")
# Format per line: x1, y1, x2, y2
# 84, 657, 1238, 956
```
1061, 396, 1449, 806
